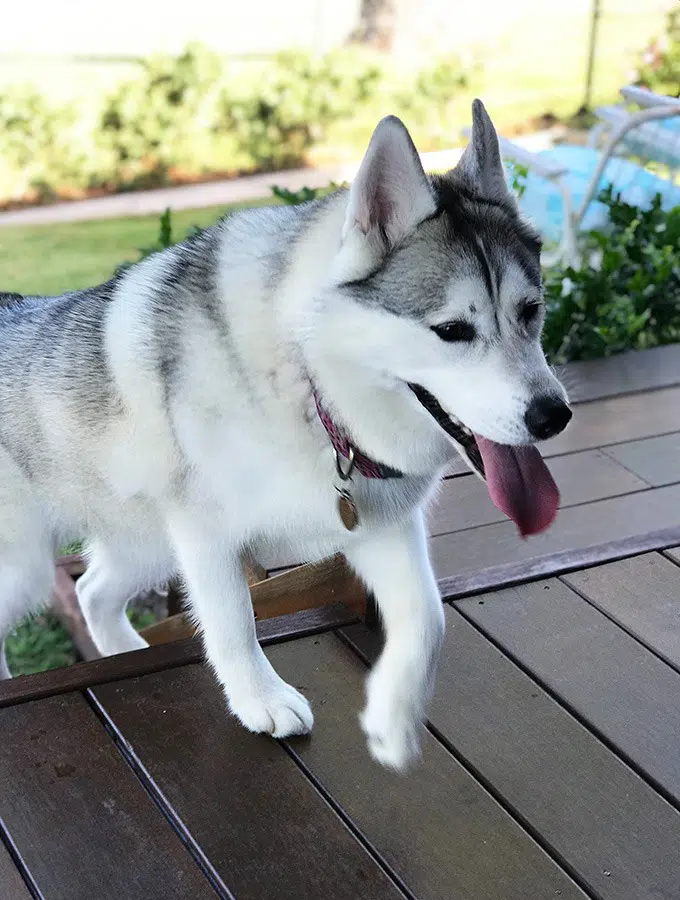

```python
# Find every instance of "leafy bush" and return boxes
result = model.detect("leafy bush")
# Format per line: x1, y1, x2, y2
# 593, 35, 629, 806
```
270, 182, 345, 205
634, 7, 680, 98
392, 58, 469, 136
0, 42, 474, 205
542, 188, 680, 363
217, 49, 383, 170
0, 87, 88, 203
98, 43, 228, 188
5, 613, 76, 675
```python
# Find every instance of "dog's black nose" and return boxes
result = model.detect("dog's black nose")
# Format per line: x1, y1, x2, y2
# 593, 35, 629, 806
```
525, 396, 572, 441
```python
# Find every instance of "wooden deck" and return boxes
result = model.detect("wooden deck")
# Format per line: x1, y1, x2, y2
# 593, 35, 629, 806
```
2, 346, 680, 898
2, 541, 680, 898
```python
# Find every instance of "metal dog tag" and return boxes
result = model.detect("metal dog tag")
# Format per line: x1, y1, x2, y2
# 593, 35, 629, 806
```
336, 488, 358, 531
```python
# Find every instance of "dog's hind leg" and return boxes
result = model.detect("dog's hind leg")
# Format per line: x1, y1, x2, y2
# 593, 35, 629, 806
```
77, 535, 175, 658
0, 555, 57, 679
0, 454, 56, 678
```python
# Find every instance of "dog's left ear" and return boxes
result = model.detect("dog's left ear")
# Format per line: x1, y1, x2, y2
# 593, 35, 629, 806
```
337, 116, 436, 277
456, 99, 513, 206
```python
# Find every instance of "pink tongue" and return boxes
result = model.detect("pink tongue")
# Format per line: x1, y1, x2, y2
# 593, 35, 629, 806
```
475, 435, 560, 537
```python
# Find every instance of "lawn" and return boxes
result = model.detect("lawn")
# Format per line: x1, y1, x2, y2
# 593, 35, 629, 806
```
0, 200, 271, 296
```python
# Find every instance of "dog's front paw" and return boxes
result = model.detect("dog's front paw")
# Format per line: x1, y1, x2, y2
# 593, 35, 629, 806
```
229, 676, 314, 739
360, 665, 426, 771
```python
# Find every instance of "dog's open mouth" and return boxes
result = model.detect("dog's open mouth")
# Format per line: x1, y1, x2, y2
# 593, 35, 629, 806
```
408, 383, 560, 537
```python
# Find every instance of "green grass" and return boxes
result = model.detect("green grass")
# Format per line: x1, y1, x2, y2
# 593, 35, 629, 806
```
0, 199, 272, 296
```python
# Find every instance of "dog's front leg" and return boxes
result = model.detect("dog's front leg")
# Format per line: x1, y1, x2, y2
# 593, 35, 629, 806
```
345, 510, 445, 770
167, 514, 313, 738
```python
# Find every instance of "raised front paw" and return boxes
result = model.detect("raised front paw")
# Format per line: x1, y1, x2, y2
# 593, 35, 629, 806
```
360, 663, 427, 771
229, 676, 314, 739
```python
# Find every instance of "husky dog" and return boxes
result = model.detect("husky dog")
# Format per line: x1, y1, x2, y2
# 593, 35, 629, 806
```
0, 101, 570, 768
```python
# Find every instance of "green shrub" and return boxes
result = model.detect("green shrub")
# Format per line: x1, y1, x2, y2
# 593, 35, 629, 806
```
542, 188, 680, 363
0, 86, 88, 203
392, 58, 469, 136
270, 182, 345, 205
98, 43, 228, 188
217, 49, 383, 170
5, 613, 76, 675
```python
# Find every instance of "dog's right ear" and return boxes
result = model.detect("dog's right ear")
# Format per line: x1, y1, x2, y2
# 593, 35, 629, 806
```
334, 117, 436, 281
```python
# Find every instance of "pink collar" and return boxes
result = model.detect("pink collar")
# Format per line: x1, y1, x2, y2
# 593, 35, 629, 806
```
312, 389, 402, 480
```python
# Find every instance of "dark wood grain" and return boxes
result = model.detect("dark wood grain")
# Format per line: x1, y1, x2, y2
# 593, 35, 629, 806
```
0, 692, 214, 900
342, 615, 680, 900
269, 634, 585, 900
430, 483, 680, 583
92, 665, 403, 900
562, 553, 680, 670
457, 578, 680, 804
0, 839, 31, 900
602, 432, 680, 487
430, 449, 646, 536
0, 602, 358, 709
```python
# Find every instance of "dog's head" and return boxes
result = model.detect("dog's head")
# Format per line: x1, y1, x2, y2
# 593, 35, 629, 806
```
312, 100, 571, 535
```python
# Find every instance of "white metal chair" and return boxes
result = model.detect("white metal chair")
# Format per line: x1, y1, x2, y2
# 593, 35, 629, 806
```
489, 87, 680, 267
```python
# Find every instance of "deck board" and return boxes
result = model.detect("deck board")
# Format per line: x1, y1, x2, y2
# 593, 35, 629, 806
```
342, 616, 680, 900
538, 385, 680, 457
664, 546, 680, 565
429, 483, 680, 582
430, 448, 647, 536
0, 693, 213, 900
602, 432, 680, 487
269, 633, 585, 900
560, 343, 680, 403
562, 553, 680, 669
92, 664, 404, 900
0, 841, 31, 900
456, 578, 680, 804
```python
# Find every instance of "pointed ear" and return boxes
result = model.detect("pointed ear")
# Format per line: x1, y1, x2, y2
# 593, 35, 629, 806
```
456, 99, 512, 205
343, 116, 436, 251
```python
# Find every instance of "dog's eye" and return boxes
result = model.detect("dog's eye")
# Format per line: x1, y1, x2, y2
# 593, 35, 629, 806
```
520, 301, 542, 326
431, 320, 476, 343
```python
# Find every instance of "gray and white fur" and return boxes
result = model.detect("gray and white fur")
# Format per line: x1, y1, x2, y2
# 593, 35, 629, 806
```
0, 101, 569, 768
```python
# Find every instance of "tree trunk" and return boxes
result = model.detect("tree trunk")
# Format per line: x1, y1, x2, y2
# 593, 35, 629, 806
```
350, 0, 397, 52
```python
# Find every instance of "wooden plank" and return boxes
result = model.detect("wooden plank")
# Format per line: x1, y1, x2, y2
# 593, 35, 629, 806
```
91, 665, 404, 900
665, 545, 680, 565
0, 602, 358, 710
341, 615, 680, 900
436, 527, 680, 602
540, 384, 680, 458
457, 578, 680, 804
0, 840, 32, 900
563, 343, 680, 404
0, 693, 213, 900
602, 432, 680, 487
430, 449, 646, 536
562, 553, 680, 670
269, 634, 585, 900
430, 483, 680, 583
